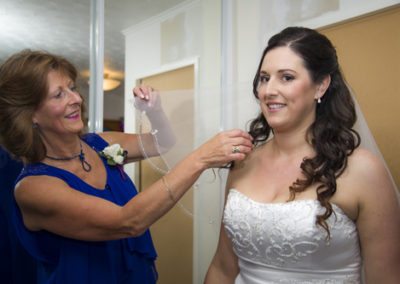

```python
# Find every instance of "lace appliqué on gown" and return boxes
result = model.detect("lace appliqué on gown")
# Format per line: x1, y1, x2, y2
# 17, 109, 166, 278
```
224, 189, 361, 284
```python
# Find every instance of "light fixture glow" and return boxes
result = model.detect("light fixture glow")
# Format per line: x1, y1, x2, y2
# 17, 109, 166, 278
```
103, 74, 121, 91
88, 73, 121, 92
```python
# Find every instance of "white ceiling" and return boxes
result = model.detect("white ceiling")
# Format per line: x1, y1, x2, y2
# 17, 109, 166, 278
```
0, 0, 188, 84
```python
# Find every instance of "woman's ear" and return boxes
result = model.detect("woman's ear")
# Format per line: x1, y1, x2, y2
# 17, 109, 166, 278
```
315, 75, 331, 100
32, 113, 38, 125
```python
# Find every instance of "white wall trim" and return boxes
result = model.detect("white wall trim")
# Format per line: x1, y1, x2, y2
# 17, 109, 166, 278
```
122, 0, 200, 37
134, 56, 199, 81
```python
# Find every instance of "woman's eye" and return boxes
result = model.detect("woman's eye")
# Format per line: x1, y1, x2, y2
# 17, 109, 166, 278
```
282, 74, 294, 81
259, 75, 269, 83
54, 91, 65, 98
70, 85, 78, 92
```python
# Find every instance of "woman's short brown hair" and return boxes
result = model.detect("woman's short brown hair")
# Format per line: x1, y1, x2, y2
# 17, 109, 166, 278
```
0, 49, 82, 163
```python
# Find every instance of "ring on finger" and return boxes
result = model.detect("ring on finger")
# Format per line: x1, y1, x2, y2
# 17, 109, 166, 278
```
232, 145, 241, 154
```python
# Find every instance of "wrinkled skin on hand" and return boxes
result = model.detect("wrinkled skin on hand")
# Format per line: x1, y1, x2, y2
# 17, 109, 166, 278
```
196, 129, 253, 169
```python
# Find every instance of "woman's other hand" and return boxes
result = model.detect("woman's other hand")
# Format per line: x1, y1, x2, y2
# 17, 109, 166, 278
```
133, 85, 162, 113
195, 129, 253, 169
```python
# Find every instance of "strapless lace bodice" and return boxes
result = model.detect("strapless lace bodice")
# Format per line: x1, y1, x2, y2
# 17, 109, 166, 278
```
223, 189, 362, 283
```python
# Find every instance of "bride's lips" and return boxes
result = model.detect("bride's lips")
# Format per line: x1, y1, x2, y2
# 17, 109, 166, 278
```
267, 102, 286, 111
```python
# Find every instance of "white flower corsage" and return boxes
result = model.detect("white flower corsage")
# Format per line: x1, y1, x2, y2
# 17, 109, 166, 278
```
99, 144, 127, 166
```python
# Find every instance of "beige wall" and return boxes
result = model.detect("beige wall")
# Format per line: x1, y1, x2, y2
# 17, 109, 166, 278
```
320, 6, 400, 189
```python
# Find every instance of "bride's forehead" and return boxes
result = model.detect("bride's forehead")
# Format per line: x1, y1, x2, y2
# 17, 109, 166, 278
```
262, 48, 306, 72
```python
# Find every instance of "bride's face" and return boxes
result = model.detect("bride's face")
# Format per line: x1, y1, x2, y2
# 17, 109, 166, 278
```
256, 46, 320, 133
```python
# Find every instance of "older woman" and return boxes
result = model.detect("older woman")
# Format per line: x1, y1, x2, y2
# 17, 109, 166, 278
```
0, 50, 253, 284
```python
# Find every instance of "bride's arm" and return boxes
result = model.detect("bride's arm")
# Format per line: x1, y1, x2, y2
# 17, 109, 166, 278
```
204, 170, 240, 284
204, 224, 239, 284
353, 149, 400, 283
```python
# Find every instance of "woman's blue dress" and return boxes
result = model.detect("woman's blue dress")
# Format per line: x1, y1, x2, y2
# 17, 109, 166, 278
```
12, 133, 158, 284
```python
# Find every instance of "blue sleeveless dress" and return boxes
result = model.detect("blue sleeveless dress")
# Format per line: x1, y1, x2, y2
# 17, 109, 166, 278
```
12, 133, 158, 284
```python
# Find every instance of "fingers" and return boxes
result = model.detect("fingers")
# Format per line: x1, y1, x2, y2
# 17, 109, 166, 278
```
224, 131, 253, 159
225, 129, 253, 143
230, 143, 252, 156
133, 85, 162, 111
133, 85, 154, 100
221, 129, 253, 147
199, 129, 253, 168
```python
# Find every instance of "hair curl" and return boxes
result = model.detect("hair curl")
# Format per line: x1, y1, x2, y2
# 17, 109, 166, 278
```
249, 27, 360, 237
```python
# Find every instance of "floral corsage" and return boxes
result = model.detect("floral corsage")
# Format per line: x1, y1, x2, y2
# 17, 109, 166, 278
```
99, 144, 128, 180
99, 144, 127, 166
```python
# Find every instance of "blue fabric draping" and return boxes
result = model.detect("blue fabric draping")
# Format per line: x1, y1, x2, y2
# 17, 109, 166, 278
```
0, 146, 36, 283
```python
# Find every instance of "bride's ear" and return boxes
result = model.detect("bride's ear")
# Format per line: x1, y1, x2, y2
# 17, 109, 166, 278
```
315, 75, 331, 100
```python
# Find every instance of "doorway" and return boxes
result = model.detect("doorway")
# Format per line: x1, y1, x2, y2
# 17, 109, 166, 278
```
138, 63, 195, 284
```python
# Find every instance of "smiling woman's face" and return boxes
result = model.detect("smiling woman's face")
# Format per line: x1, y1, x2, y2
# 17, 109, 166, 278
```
256, 46, 320, 133
32, 70, 84, 137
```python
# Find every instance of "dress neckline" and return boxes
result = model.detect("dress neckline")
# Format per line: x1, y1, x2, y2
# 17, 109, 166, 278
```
37, 160, 110, 191
228, 188, 354, 222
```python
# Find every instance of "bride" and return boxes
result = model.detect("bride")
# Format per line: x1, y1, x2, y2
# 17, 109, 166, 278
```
205, 27, 400, 283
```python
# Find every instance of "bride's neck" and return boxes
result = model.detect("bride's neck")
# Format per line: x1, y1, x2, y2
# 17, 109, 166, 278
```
270, 131, 314, 159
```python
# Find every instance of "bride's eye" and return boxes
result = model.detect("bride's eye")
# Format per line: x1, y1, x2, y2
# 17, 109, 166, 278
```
282, 74, 295, 82
257, 75, 270, 89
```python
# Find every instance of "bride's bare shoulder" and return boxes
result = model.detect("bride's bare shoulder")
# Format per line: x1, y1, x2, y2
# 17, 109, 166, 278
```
348, 147, 386, 173
346, 147, 395, 195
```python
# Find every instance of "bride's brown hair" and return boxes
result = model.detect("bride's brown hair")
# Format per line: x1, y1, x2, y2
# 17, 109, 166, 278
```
249, 27, 360, 237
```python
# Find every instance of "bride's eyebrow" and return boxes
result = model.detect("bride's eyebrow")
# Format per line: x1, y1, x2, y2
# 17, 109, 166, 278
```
259, 69, 297, 75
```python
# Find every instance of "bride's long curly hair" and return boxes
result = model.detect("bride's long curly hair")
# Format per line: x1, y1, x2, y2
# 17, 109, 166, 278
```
250, 27, 360, 237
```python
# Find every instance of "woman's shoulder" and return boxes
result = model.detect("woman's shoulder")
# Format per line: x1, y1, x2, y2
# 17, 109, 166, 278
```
83, 132, 123, 154
16, 171, 66, 190
347, 147, 387, 177
329, 147, 397, 221
344, 147, 396, 199
15, 174, 66, 208
82, 132, 108, 149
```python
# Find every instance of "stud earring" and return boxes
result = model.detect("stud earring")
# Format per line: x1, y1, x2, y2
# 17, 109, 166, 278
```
317, 97, 321, 104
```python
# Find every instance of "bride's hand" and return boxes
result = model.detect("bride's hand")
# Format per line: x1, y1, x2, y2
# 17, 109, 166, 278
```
195, 129, 253, 169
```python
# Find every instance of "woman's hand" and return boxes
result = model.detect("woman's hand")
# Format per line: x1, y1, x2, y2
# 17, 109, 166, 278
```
195, 129, 253, 169
133, 85, 162, 113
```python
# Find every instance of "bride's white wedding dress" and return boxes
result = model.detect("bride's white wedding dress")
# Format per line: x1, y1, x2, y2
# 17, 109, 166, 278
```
223, 189, 362, 284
